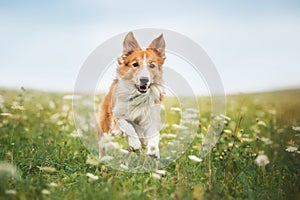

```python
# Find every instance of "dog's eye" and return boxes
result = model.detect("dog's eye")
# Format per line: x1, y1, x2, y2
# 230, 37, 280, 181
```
149, 63, 156, 68
132, 62, 139, 67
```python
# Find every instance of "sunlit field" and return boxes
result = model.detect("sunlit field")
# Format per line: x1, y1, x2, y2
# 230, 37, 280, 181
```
0, 88, 299, 199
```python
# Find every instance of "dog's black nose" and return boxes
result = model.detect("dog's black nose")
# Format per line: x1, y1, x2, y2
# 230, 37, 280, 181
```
140, 77, 149, 85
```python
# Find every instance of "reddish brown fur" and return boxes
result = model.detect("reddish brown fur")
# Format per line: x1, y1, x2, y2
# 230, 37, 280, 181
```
98, 79, 118, 137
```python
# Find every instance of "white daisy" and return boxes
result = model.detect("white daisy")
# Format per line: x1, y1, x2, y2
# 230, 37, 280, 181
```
5, 189, 17, 195
292, 126, 300, 131
257, 121, 267, 127
223, 129, 232, 134
285, 146, 298, 152
86, 173, 99, 180
255, 155, 270, 167
188, 155, 202, 162
48, 182, 58, 187
0, 113, 13, 117
152, 173, 161, 180
155, 170, 166, 175
42, 189, 51, 195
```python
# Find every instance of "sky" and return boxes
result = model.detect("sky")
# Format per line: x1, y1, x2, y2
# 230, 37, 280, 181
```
0, 0, 300, 94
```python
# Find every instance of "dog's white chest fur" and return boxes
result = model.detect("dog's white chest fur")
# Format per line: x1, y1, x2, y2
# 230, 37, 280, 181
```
113, 80, 163, 127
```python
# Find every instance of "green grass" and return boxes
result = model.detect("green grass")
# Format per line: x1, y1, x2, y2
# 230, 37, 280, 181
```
0, 88, 300, 199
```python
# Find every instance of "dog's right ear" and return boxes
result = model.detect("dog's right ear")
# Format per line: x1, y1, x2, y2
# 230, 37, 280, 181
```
123, 32, 141, 55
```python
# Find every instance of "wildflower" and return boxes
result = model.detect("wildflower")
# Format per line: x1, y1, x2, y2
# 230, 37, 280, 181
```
223, 129, 232, 134
49, 101, 56, 109
152, 173, 161, 180
255, 155, 270, 167
63, 95, 82, 100
0, 113, 13, 117
5, 189, 17, 195
156, 170, 166, 175
42, 189, 51, 195
120, 164, 128, 170
48, 182, 58, 187
38, 166, 56, 173
257, 121, 267, 127
172, 124, 188, 130
170, 107, 181, 112
86, 173, 99, 180
11, 105, 25, 111
285, 146, 298, 152
292, 126, 300, 131
188, 155, 202, 162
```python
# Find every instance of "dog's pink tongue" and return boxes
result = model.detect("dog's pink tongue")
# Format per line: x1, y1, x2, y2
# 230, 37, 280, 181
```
138, 85, 148, 93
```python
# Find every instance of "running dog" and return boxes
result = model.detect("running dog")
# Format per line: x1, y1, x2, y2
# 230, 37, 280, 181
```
98, 32, 166, 158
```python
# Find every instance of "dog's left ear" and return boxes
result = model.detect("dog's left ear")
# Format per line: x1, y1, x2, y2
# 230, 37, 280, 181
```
148, 34, 166, 57
123, 32, 141, 55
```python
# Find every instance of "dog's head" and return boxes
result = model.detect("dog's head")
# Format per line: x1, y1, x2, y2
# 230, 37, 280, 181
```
117, 32, 166, 94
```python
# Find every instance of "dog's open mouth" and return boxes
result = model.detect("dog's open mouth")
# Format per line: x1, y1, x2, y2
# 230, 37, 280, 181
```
136, 85, 150, 93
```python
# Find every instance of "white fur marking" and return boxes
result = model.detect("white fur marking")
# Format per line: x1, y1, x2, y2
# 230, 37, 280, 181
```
143, 53, 147, 67
139, 53, 151, 84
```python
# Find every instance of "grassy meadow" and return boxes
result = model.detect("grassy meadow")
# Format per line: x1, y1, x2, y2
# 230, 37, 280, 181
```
0, 88, 300, 199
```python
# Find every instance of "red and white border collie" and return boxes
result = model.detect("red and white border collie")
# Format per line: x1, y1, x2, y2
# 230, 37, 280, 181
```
98, 32, 166, 158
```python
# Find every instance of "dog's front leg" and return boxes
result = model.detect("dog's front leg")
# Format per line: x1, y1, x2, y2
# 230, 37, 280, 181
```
144, 104, 162, 158
118, 119, 141, 151
145, 133, 160, 158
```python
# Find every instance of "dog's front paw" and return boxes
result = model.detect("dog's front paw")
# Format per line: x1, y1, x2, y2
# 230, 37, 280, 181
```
128, 136, 142, 151
146, 145, 160, 159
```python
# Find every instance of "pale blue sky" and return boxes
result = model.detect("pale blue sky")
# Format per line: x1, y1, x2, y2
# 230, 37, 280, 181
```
1, 0, 300, 94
